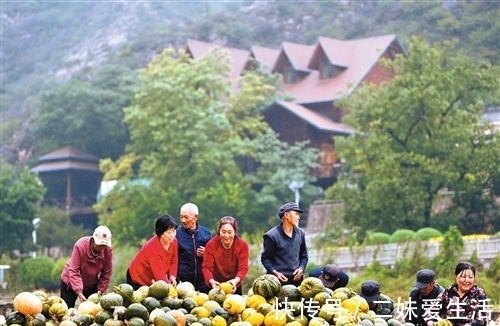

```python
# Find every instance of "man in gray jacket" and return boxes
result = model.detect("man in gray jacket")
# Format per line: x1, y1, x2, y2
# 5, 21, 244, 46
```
261, 202, 308, 286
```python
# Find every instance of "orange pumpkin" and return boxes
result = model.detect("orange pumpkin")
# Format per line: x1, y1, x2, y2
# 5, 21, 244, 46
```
166, 309, 187, 326
13, 292, 43, 316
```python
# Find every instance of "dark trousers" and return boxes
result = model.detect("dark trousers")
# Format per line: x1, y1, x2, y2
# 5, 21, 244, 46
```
126, 269, 143, 290
60, 281, 97, 308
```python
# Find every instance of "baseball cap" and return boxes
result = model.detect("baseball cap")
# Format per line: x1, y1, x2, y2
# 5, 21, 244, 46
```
413, 269, 436, 288
93, 226, 112, 247
360, 280, 380, 302
278, 202, 303, 218
318, 264, 340, 288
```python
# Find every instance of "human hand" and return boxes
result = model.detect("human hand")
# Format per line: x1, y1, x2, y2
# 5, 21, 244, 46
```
97, 291, 102, 296
292, 268, 303, 281
77, 292, 86, 302
170, 275, 177, 287
274, 271, 288, 283
426, 321, 435, 326
196, 246, 205, 257
228, 279, 238, 292
209, 279, 220, 289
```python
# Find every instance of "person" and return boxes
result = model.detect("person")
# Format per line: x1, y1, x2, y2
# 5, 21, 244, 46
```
127, 215, 178, 290
360, 280, 397, 321
261, 202, 308, 286
176, 203, 212, 293
406, 269, 444, 326
432, 262, 490, 326
309, 264, 349, 291
60, 225, 113, 308
202, 216, 249, 295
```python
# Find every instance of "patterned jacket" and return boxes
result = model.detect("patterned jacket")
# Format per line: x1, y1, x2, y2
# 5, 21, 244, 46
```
438, 284, 490, 326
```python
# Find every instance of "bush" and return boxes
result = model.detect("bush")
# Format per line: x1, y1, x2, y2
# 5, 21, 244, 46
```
363, 232, 391, 245
51, 257, 69, 284
19, 256, 58, 290
415, 227, 442, 240
389, 229, 417, 244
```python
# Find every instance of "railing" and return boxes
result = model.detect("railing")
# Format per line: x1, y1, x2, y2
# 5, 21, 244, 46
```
306, 238, 500, 270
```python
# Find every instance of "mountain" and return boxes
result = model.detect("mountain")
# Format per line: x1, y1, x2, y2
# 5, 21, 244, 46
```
1, 0, 498, 163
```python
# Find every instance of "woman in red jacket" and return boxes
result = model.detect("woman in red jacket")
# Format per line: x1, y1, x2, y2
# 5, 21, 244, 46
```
202, 216, 249, 295
127, 215, 178, 289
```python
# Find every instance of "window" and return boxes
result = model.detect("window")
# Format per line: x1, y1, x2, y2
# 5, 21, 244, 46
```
320, 60, 334, 79
284, 65, 296, 84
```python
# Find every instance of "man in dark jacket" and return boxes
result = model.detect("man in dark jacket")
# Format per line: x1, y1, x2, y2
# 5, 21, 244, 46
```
261, 202, 308, 286
309, 264, 349, 291
406, 269, 445, 326
176, 202, 212, 293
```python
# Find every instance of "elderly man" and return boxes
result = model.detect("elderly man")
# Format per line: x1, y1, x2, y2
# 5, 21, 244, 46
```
176, 202, 212, 293
261, 202, 308, 286
406, 269, 444, 326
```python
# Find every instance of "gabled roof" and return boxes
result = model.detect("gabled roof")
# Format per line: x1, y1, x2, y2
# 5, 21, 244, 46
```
274, 101, 355, 135
248, 45, 280, 73
185, 39, 250, 83
308, 36, 349, 69
272, 42, 316, 74
286, 34, 401, 104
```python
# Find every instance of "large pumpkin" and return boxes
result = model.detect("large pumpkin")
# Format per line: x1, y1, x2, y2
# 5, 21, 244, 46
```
223, 294, 246, 315
166, 310, 187, 326
251, 275, 282, 299
13, 292, 43, 316
297, 277, 324, 299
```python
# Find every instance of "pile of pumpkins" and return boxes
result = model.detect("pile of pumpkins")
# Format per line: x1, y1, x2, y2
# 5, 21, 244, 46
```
4, 275, 414, 326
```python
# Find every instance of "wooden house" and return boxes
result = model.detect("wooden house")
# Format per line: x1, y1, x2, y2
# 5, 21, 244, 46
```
185, 35, 406, 186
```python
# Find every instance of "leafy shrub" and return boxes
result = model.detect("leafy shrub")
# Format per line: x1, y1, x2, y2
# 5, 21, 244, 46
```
486, 254, 500, 282
363, 232, 391, 245
19, 256, 58, 290
415, 227, 442, 240
389, 229, 417, 244
51, 257, 69, 284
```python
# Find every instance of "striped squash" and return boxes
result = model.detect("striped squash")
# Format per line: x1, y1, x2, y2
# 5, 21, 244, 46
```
251, 274, 282, 299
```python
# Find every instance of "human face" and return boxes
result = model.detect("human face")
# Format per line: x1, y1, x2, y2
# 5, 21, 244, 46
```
284, 210, 300, 226
161, 227, 177, 244
219, 223, 235, 245
420, 282, 435, 296
180, 212, 198, 229
455, 269, 475, 294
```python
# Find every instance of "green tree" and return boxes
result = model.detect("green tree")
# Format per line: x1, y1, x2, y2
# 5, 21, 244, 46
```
325, 37, 500, 237
97, 47, 321, 240
18, 256, 58, 290
31, 65, 136, 160
0, 161, 46, 256
36, 206, 88, 256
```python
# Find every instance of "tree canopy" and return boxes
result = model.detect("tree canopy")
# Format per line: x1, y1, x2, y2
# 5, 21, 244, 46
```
95, 48, 321, 245
0, 161, 46, 256
325, 37, 500, 238
31, 65, 136, 160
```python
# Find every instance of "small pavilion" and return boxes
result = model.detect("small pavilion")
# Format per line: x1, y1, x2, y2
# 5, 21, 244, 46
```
30, 146, 102, 229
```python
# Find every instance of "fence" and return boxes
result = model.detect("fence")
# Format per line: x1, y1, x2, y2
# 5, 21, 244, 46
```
306, 238, 500, 271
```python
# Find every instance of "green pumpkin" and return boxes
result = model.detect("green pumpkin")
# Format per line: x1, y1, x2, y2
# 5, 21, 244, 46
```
212, 307, 229, 321
184, 314, 198, 324
359, 320, 374, 326
94, 310, 113, 325
100, 293, 124, 311
128, 318, 146, 326
142, 297, 162, 313
6, 312, 26, 326
251, 274, 282, 299
181, 298, 198, 312
148, 281, 170, 300
125, 303, 149, 321
280, 285, 302, 302
153, 314, 177, 326
387, 319, 403, 326
114, 284, 134, 304
298, 277, 325, 299
197, 318, 211, 326
70, 315, 93, 326
161, 297, 181, 310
